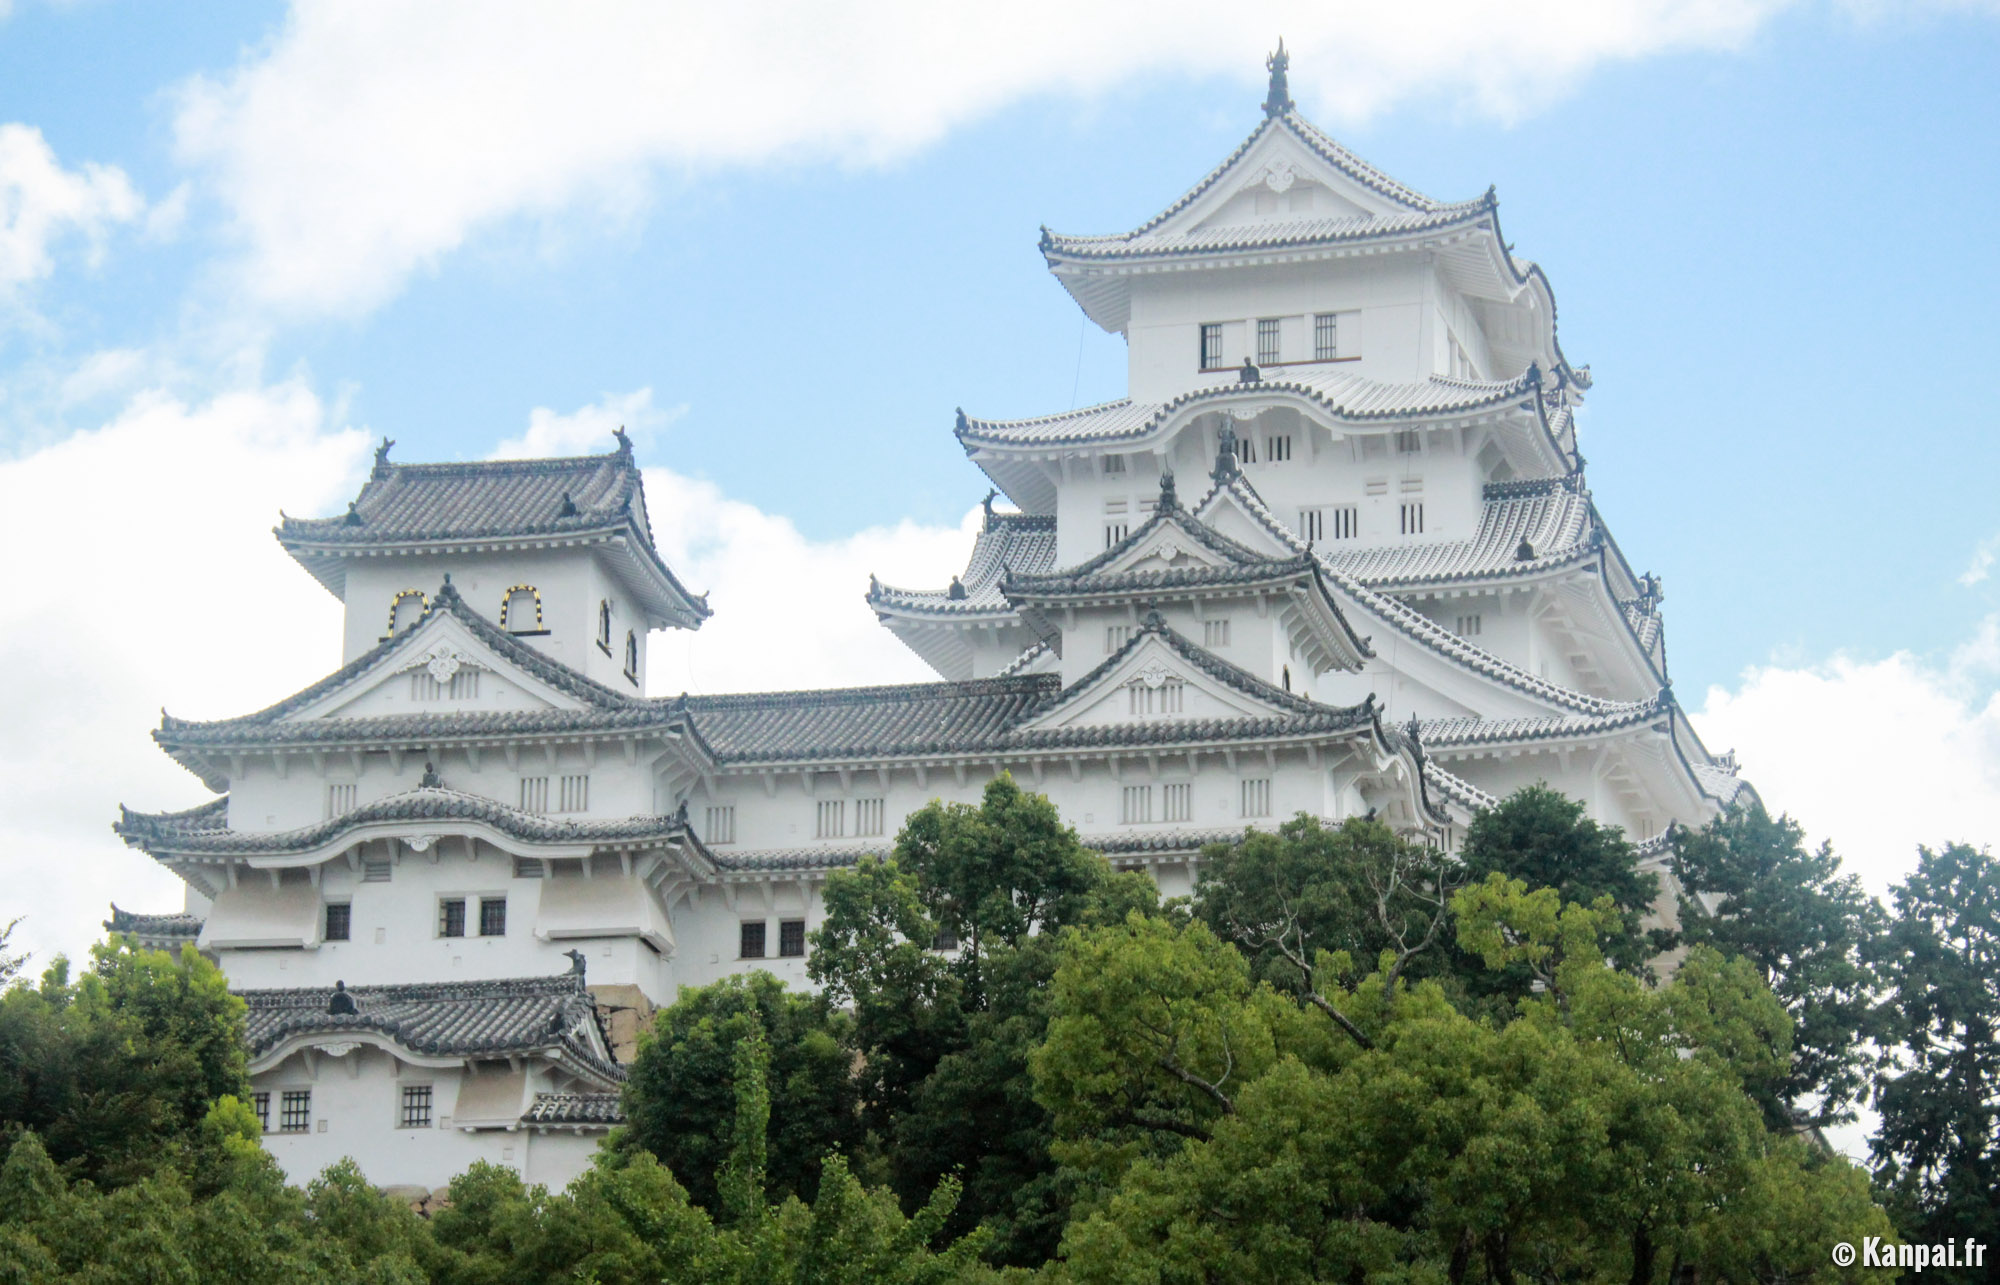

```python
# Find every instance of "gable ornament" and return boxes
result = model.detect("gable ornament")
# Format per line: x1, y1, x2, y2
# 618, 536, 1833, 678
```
1137, 661, 1173, 690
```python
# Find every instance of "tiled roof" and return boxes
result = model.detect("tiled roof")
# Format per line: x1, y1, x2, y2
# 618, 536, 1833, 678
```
238, 972, 623, 1085
957, 368, 1534, 451
685, 675, 1059, 764
1418, 700, 1666, 750
522, 1092, 624, 1126
867, 512, 1056, 618
116, 785, 703, 857
1692, 762, 1749, 805
104, 904, 204, 944
994, 641, 1054, 677
1327, 476, 1598, 588
1042, 200, 1492, 263
1422, 761, 1499, 814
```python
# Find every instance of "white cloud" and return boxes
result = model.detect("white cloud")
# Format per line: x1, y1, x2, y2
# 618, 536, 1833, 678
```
1692, 622, 2000, 896
488, 387, 683, 460
0, 378, 369, 971
170, 0, 1802, 318
1960, 533, 1999, 587
0, 123, 143, 293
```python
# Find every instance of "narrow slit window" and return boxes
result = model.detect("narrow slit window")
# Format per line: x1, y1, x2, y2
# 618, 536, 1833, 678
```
1199, 323, 1223, 370
1203, 619, 1231, 648
1265, 434, 1291, 462
1160, 679, 1184, 714
1163, 782, 1193, 822
1298, 508, 1324, 542
598, 600, 612, 651
1101, 454, 1126, 475
816, 799, 845, 839
1241, 778, 1272, 819
705, 805, 736, 845
1456, 614, 1483, 637
519, 776, 549, 813
1105, 625, 1131, 653
855, 798, 885, 837
1104, 522, 1129, 548
326, 783, 357, 818
1256, 318, 1281, 366
1237, 435, 1257, 465
1400, 502, 1425, 535
1329, 506, 1359, 540
557, 774, 589, 813
1120, 785, 1153, 824
624, 631, 639, 682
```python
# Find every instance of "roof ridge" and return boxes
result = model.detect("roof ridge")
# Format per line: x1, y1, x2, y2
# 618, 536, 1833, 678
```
684, 672, 1059, 712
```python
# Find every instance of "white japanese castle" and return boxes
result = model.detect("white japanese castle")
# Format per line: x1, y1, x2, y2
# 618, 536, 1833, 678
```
111, 49, 1749, 1198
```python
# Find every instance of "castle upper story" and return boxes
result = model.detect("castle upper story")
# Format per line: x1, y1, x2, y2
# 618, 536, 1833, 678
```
276, 432, 709, 692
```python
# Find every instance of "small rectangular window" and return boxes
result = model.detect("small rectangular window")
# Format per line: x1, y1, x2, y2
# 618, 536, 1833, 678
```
1256, 318, 1281, 366
519, 776, 549, 813
1364, 477, 1388, 497
1163, 782, 1193, 822
1241, 778, 1272, 819
1104, 522, 1129, 548
1395, 430, 1422, 455
361, 859, 392, 883
1329, 506, 1359, 540
557, 774, 589, 813
1160, 679, 1184, 714
855, 798, 885, 837
740, 921, 767, 959
1265, 434, 1291, 462
323, 903, 351, 942
1128, 683, 1153, 717
513, 857, 546, 878
1298, 508, 1324, 542
280, 1089, 311, 1133
816, 799, 845, 839
1314, 312, 1339, 361
326, 783, 356, 818
1237, 435, 1256, 464
401, 1085, 433, 1129
778, 919, 807, 958
1121, 785, 1152, 825
1103, 498, 1128, 515
1456, 614, 1483, 637
478, 897, 507, 937
1400, 475, 1424, 494
1101, 454, 1126, 475
1400, 502, 1425, 535
1105, 625, 1131, 654
1199, 323, 1224, 370
932, 928, 959, 952
252, 1092, 270, 1133
705, 805, 736, 845
439, 898, 466, 938
1203, 619, 1231, 648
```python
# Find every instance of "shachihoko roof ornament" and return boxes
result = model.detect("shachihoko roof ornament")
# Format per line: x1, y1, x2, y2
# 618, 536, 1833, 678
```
1264, 40, 1295, 118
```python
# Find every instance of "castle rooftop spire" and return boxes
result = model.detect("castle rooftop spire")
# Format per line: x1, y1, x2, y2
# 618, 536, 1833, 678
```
1263, 40, 1294, 118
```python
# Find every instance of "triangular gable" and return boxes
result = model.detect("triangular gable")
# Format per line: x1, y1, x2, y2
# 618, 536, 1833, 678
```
1021, 616, 1322, 733
304, 608, 583, 721
1190, 476, 1297, 559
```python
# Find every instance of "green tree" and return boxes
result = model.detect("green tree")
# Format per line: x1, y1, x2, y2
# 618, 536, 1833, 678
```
1459, 783, 1664, 981
1672, 801, 1887, 1127
619, 971, 859, 1212
1868, 842, 2000, 1280
0, 920, 22, 989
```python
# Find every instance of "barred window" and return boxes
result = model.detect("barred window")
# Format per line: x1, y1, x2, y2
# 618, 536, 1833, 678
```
1395, 429, 1422, 454
1456, 614, 1483, 637
624, 631, 639, 681
325, 783, 356, 818
439, 898, 466, 938
362, 858, 392, 883
1121, 785, 1153, 824
1104, 522, 1129, 548
1256, 318, 1281, 366
1105, 625, 1131, 653
1199, 323, 1223, 370
401, 1085, 433, 1129
705, 805, 736, 845
557, 774, 589, 813
1241, 778, 1272, 819
855, 798, 885, 837
1101, 454, 1126, 475
598, 600, 613, 651
1329, 506, 1359, 540
1203, 619, 1231, 647
513, 857, 546, 878
1298, 508, 1324, 542
1314, 312, 1339, 361
1237, 434, 1257, 464
740, 921, 767, 959
1160, 679, 1184, 714
478, 897, 507, 937
252, 1091, 270, 1132
1400, 502, 1425, 535
409, 669, 479, 700
1365, 477, 1388, 496
779, 919, 807, 958
1128, 680, 1183, 716
1128, 683, 1152, 717
323, 903, 351, 942
519, 776, 549, 813
279, 1090, 311, 1133
1264, 434, 1291, 462
816, 799, 845, 839
1163, 782, 1193, 822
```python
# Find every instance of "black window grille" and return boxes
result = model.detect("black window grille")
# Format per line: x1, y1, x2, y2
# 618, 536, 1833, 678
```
1199, 323, 1223, 369
740, 921, 766, 959
401, 1085, 433, 1129
439, 898, 466, 938
252, 1092, 270, 1132
323, 903, 351, 941
1257, 318, 1281, 366
1314, 313, 1338, 360
779, 919, 806, 958
279, 1090, 311, 1133
479, 898, 507, 937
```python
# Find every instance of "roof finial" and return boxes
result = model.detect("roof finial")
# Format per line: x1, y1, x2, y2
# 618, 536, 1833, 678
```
1212, 424, 1241, 484
1158, 468, 1178, 512
420, 760, 442, 789
372, 436, 394, 476
948, 575, 968, 601
327, 980, 358, 1015
1263, 40, 1294, 118
1142, 608, 1166, 632
982, 487, 999, 528
613, 426, 633, 459
1238, 356, 1261, 384
558, 491, 578, 518
562, 948, 587, 978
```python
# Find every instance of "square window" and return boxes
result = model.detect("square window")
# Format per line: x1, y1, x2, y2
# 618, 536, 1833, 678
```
280, 1089, 311, 1133
478, 898, 507, 937
1203, 619, 1231, 648
740, 921, 767, 959
439, 898, 466, 938
779, 919, 806, 958
401, 1085, 433, 1129
323, 903, 351, 942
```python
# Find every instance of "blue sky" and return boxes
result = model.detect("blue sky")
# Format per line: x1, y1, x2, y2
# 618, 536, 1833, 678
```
2, 1, 1998, 964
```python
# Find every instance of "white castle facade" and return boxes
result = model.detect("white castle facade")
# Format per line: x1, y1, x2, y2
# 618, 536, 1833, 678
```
112, 52, 1748, 1198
